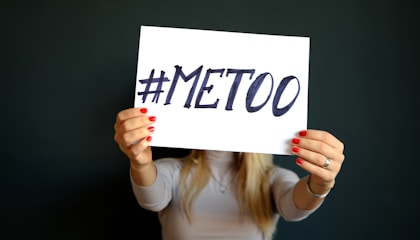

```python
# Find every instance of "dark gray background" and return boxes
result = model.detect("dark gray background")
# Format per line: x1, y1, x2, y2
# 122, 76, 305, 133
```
1, 0, 418, 239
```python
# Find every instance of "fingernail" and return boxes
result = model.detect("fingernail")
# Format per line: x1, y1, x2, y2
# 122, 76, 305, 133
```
296, 158, 304, 165
292, 138, 300, 144
146, 136, 152, 142
148, 126, 155, 132
140, 108, 147, 114
292, 146, 300, 153
149, 116, 156, 122
299, 130, 307, 137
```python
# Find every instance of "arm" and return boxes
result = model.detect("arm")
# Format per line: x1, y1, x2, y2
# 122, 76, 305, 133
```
130, 160, 173, 212
114, 107, 157, 186
114, 108, 172, 211
130, 161, 157, 187
291, 129, 345, 210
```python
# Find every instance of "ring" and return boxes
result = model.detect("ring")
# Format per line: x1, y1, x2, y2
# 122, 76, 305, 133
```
323, 158, 331, 168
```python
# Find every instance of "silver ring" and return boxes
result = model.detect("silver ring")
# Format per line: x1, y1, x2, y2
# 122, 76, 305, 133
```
323, 158, 331, 168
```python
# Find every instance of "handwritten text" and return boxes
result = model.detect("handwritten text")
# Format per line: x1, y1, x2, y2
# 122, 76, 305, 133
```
137, 65, 300, 117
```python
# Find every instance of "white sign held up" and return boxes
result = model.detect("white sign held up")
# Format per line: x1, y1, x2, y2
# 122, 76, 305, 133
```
134, 25, 310, 155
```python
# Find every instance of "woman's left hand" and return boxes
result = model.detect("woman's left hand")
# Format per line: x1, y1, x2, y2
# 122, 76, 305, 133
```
291, 129, 345, 192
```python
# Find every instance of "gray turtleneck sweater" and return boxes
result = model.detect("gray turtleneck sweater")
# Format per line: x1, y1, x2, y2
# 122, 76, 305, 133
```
131, 151, 319, 240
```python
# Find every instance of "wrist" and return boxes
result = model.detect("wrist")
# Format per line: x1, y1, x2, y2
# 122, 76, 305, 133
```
305, 175, 334, 198
130, 161, 157, 187
130, 160, 153, 172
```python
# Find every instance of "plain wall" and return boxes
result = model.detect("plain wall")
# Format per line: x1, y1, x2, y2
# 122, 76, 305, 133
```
1, 0, 418, 239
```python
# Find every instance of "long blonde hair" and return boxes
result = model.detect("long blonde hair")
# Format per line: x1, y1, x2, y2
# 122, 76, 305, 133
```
178, 150, 277, 239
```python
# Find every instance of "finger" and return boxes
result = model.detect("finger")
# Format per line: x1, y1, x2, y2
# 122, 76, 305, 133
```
117, 115, 155, 133
128, 136, 153, 158
292, 145, 340, 171
296, 158, 336, 182
292, 137, 344, 165
119, 125, 155, 147
114, 107, 148, 130
115, 133, 153, 159
299, 129, 344, 152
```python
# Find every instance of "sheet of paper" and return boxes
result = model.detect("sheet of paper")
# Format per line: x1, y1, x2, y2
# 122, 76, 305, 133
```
134, 25, 309, 155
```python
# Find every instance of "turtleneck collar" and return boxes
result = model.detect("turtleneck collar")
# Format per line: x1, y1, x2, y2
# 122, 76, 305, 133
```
204, 150, 236, 173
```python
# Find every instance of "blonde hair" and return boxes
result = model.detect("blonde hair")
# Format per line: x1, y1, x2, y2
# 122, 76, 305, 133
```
179, 150, 276, 239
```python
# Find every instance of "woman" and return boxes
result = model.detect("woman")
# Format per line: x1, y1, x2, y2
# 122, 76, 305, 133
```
114, 107, 345, 240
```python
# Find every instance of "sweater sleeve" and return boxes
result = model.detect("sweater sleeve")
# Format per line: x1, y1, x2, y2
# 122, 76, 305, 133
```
130, 158, 180, 212
271, 167, 321, 221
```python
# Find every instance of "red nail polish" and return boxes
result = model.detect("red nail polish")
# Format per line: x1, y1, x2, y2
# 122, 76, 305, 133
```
299, 130, 307, 137
148, 126, 155, 132
146, 136, 152, 142
140, 108, 147, 114
292, 146, 300, 153
296, 158, 304, 165
149, 116, 156, 122
292, 138, 300, 144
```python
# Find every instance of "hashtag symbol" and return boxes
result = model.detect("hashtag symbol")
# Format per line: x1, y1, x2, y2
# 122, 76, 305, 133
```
137, 69, 170, 103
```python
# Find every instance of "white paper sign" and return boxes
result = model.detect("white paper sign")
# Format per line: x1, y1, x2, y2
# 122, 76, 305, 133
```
134, 25, 309, 155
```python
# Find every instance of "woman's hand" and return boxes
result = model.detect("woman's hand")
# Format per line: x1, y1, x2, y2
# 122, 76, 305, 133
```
113, 107, 156, 168
291, 129, 345, 194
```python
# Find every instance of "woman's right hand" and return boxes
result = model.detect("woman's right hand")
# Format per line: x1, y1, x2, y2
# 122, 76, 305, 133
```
114, 107, 156, 168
